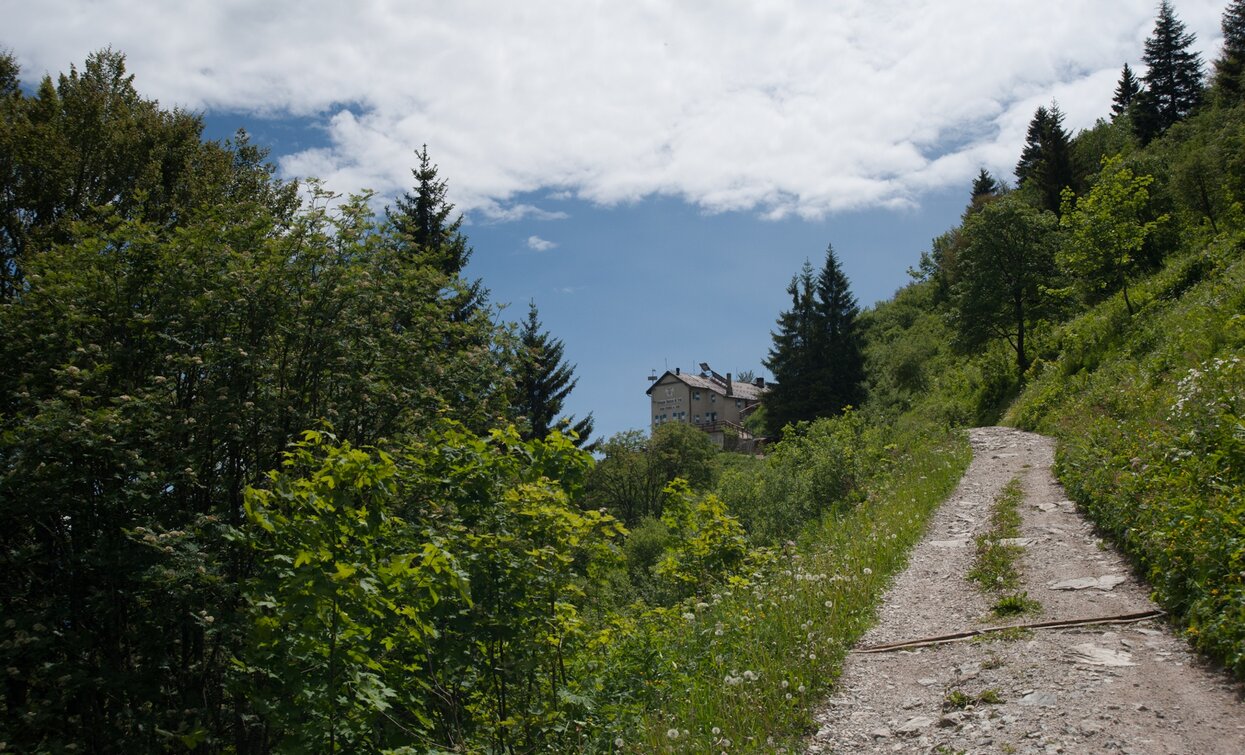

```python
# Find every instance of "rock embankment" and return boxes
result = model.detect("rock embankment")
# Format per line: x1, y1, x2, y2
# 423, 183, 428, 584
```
806, 427, 1244, 754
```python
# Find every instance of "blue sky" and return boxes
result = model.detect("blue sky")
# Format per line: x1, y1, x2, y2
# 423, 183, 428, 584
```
6, 0, 1229, 440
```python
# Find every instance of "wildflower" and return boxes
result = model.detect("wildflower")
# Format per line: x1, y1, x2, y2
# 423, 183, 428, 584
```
862, 567, 873, 575
781, 680, 789, 688
798, 685, 806, 693
785, 693, 792, 700
666, 728, 679, 740
824, 600, 833, 608
682, 612, 696, 621
614, 737, 624, 748
712, 727, 721, 736
742, 670, 758, 681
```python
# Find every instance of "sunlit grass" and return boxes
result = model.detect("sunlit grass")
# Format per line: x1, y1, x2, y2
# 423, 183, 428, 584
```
599, 432, 972, 752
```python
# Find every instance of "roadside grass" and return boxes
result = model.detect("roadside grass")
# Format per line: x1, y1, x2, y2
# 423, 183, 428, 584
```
599, 431, 972, 753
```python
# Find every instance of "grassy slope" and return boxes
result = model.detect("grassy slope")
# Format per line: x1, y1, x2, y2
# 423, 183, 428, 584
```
1006, 233, 1245, 675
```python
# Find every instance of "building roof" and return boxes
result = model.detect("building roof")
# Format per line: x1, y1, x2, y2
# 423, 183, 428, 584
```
645, 370, 768, 401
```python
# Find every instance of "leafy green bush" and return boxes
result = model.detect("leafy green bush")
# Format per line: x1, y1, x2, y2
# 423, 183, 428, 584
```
239, 425, 627, 752
716, 411, 884, 543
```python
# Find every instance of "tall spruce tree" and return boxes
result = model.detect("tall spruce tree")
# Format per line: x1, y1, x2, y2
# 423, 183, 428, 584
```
762, 245, 864, 435
812, 244, 866, 411
1015, 103, 1075, 215
387, 145, 487, 318
512, 301, 594, 447
1214, 0, 1245, 101
1136, 0, 1204, 142
1112, 62, 1142, 117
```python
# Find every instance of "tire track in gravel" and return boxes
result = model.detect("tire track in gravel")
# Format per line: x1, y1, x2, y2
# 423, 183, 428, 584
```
805, 426, 1245, 754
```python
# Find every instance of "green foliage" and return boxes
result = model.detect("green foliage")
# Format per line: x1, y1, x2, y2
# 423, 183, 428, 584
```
1214, 0, 1245, 102
239, 430, 468, 751
585, 422, 719, 527
655, 480, 749, 593
605, 429, 971, 752
1059, 156, 1169, 314
952, 194, 1060, 380
240, 424, 625, 752
0, 52, 510, 751
716, 411, 883, 543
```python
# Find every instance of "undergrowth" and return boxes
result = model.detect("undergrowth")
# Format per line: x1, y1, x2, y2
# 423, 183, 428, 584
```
598, 430, 972, 752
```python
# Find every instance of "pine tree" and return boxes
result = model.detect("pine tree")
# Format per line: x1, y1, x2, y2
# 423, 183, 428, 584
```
1136, 0, 1204, 141
811, 244, 866, 412
512, 301, 594, 447
762, 246, 864, 434
971, 168, 1001, 202
763, 261, 818, 433
1111, 63, 1142, 117
1214, 0, 1245, 101
387, 145, 487, 318
1014, 104, 1075, 215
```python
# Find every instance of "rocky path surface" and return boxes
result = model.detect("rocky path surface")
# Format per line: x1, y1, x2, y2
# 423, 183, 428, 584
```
805, 427, 1244, 754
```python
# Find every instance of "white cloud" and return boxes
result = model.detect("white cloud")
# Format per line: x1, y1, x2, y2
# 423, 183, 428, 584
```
526, 235, 557, 252
4, 0, 1228, 218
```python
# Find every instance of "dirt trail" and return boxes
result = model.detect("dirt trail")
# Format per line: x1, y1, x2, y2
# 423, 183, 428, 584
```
805, 427, 1244, 754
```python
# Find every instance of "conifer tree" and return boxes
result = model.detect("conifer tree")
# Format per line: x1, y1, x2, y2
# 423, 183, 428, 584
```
763, 245, 864, 434
387, 145, 487, 318
512, 301, 594, 447
1136, 0, 1204, 142
1213, 0, 1245, 101
1112, 63, 1142, 117
1015, 104, 1075, 215
812, 244, 866, 412
971, 168, 1001, 202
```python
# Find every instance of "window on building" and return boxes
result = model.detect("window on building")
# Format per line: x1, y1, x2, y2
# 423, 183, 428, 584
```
693, 391, 701, 400
710, 394, 717, 403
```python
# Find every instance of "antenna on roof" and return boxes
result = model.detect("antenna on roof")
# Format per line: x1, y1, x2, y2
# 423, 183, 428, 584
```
647, 368, 658, 381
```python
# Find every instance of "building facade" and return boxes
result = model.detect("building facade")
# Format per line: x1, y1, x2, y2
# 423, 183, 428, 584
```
645, 366, 768, 447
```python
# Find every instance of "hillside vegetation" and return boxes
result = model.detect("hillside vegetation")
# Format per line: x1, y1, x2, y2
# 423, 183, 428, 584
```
4, 1, 1245, 750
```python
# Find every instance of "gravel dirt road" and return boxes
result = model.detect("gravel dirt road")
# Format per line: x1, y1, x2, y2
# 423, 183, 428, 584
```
805, 426, 1244, 754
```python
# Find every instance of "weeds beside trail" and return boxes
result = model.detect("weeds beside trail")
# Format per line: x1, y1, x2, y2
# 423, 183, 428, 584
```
605, 431, 971, 752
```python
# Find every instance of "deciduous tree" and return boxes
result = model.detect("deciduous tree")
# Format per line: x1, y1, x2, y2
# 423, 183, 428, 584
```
952, 194, 1060, 380
1058, 155, 1169, 315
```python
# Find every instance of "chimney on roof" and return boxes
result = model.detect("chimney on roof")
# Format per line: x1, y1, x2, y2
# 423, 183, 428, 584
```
726, 372, 733, 396
675, 367, 680, 375
754, 376, 765, 388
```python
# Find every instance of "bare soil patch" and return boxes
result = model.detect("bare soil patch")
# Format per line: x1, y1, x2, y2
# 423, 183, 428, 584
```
805, 427, 1244, 754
